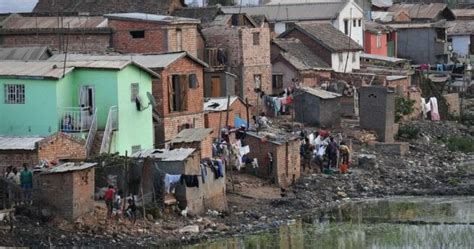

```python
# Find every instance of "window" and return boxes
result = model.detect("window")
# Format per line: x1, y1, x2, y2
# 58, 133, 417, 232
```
188, 74, 198, 89
169, 75, 188, 112
178, 123, 191, 132
130, 30, 145, 39
338, 53, 344, 62
176, 29, 183, 51
353, 19, 356, 27
253, 32, 260, 45
4, 84, 25, 104
131, 83, 139, 101
344, 20, 349, 35
272, 74, 283, 89
358, 19, 362, 27
376, 34, 382, 48
352, 52, 356, 62
254, 74, 262, 90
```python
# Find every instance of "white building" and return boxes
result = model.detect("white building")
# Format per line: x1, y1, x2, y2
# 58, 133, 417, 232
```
447, 20, 474, 57
222, 0, 364, 46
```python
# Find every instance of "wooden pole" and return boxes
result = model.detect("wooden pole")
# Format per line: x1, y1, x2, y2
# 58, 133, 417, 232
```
245, 97, 250, 130
225, 95, 231, 128
224, 95, 235, 192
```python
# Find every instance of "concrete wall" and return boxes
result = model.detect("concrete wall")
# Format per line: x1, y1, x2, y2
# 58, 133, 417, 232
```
294, 92, 341, 128
204, 71, 236, 98
331, 51, 361, 73
450, 35, 470, 56
359, 86, 395, 142
397, 28, 446, 64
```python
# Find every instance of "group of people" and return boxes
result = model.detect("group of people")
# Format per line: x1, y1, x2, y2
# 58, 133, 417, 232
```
300, 130, 351, 174
3, 164, 33, 204
104, 185, 138, 224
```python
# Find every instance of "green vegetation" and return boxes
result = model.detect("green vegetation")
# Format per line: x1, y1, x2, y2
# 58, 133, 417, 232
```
397, 125, 420, 140
444, 137, 474, 152
395, 97, 416, 123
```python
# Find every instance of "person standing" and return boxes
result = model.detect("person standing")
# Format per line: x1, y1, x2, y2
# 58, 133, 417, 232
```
327, 137, 338, 169
20, 164, 33, 204
235, 124, 247, 146
302, 138, 314, 173
104, 185, 116, 218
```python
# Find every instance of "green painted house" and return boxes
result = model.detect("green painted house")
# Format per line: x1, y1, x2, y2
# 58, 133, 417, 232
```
0, 60, 159, 156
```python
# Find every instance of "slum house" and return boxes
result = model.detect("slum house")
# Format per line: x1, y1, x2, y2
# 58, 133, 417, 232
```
364, 21, 397, 57
0, 60, 158, 156
382, 3, 455, 64
271, 38, 333, 93
172, 7, 240, 98
293, 87, 342, 128
245, 131, 300, 188
221, 0, 365, 46
104, 13, 202, 56
359, 86, 396, 142
447, 20, 474, 57
0, 46, 52, 61
0, 136, 44, 171
452, 9, 474, 21
200, 13, 272, 110
203, 96, 249, 141
279, 23, 364, 73
48, 52, 208, 146
0, 14, 112, 53
131, 148, 227, 215
33, 0, 187, 15
170, 128, 213, 159
34, 162, 96, 220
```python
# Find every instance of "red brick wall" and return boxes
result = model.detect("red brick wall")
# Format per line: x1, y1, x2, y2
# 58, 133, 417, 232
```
245, 134, 300, 188
281, 29, 332, 66
171, 132, 213, 159
301, 70, 332, 88
108, 19, 198, 55
0, 151, 38, 173
37, 133, 87, 162
156, 112, 205, 144
72, 168, 95, 219
1, 33, 111, 53
204, 99, 249, 140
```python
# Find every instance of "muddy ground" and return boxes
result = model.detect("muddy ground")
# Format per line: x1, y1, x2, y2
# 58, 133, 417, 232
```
1, 119, 473, 248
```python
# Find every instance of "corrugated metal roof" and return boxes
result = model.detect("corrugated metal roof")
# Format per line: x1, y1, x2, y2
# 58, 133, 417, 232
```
104, 13, 200, 24
0, 60, 160, 79
299, 87, 341, 99
222, 2, 345, 22
372, 11, 394, 23
452, 9, 474, 19
386, 75, 407, 81
204, 96, 238, 112
273, 38, 331, 70
267, 0, 342, 4
48, 52, 208, 69
43, 162, 96, 174
0, 46, 51, 61
171, 128, 213, 143
372, 0, 393, 8
447, 20, 474, 35
0, 136, 44, 150
131, 148, 196, 161
360, 53, 407, 63
365, 21, 394, 33
2, 15, 108, 29
388, 3, 453, 20
387, 20, 447, 29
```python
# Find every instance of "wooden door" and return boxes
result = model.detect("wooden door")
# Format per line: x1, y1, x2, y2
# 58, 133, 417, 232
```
211, 76, 221, 97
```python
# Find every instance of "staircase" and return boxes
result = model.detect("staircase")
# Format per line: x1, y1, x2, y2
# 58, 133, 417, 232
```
89, 131, 104, 157
100, 106, 118, 154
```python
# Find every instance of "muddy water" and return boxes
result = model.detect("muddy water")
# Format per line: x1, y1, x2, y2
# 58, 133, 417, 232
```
185, 197, 474, 249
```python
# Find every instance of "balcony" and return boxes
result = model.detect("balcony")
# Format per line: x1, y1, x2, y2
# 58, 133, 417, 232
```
205, 48, 228, 69
58, 107, 93, 133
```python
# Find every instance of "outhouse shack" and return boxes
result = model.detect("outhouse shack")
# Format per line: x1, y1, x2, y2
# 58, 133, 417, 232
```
294, 87, 342, 128
131, 148, 227, 215
245, 131, 300, 188
35, 162, 96, 220
170, 128, 214, 159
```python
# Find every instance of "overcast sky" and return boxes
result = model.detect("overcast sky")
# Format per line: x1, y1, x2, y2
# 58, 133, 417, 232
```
0, 0, 259, 13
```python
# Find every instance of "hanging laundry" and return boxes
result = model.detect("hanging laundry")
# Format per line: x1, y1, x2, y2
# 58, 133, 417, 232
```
430, 97, 440, 121
239, 145, 250, 156
215, 159, 224, 178
200, 164, 208, 183
164, 174, 181, 193
421, 98, 428, 119
180, 175, 199, 188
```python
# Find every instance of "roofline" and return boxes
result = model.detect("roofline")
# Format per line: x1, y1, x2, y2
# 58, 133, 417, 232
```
128, 61, 161, 78
104, 14, 201, 25
338, 0, 364, 17
274, 53, 333, 72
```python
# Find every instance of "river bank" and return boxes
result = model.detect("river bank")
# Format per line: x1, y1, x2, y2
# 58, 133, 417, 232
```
1, 120, 473, 247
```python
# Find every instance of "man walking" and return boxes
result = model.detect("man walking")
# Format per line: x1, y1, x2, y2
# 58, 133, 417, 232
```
20, 164, 33, 204
104, 185, 116, 218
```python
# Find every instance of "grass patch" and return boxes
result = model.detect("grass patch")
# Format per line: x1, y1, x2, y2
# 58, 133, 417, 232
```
397, 125, 420, 140
445, 137, 474, 152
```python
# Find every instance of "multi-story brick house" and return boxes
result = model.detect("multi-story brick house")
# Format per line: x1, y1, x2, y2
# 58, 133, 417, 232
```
105, 13, 201, 56
49, 52, 208, 146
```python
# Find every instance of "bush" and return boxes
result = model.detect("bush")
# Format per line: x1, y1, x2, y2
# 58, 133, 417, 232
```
445, 137, 474, 152
397, 125, 420, 140
395, 96, 416, 123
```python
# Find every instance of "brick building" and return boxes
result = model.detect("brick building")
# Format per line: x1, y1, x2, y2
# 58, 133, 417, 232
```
203, 96, 249, 141
37, 133, 88, 163
279, 23, 363, 73
131, 148, 227, 215
245, 131, 300, 188
33, 0, 186, 15
201, 14, 272, 109
35, 162, 96, 220
271, 38, 332, 93
105, 13, 201, 55
0, 15, 112, 53
364, 22, 397, 57
170, 128, 213, 159
0, 136, 43, 172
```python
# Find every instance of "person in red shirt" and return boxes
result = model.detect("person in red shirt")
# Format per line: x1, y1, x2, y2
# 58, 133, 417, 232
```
104, 185, 115, 218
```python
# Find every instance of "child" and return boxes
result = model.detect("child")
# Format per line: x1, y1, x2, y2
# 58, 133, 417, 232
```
125, 198, 137, 224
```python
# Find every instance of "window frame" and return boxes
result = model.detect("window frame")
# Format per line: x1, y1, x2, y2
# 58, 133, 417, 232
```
130, 30, 145, 39
352, 52, 356, 62
252, 32, 260, 46
131, 83, 139, 101
376, 34, 382, 48
254, 74, 262, 90
272, 74, 283, 89
344, 19, 349, 35
4, 84, 25, 104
